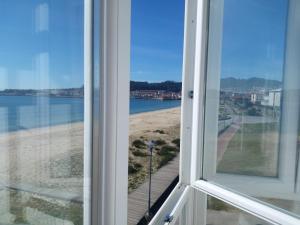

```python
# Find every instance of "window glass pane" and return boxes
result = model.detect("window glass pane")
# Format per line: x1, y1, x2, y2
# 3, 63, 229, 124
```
128, 0, 184, 224
206, 196, 272, 225
0, 1, 87, 225
205, 0, 288, 178
204, 0, 300, 217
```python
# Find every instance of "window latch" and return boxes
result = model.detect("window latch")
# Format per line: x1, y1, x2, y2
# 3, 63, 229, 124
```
188, 90, 194, 99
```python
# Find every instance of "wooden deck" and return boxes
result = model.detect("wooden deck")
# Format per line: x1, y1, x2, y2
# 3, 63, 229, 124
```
128, 155, 179, 225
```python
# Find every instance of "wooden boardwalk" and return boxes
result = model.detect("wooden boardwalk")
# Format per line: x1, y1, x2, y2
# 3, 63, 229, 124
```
128, 156, 179, 225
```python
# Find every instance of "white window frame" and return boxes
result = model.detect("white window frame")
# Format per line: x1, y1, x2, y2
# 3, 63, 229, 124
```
148, 0, 203, 223
85, 0, 131, 225
84, 1, 93, 225
84, 0, 300, 224
149, 0, 208, 223
150, 0, 300, 225
201, 0, 300, 201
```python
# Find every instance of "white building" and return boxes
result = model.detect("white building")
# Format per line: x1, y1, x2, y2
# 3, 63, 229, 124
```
261, 89, 282, 107
250, 93, 264, 104
250, 93, 257, 103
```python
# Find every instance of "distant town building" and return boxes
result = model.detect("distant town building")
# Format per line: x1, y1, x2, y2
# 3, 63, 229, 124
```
250, 93, 257, 103
261, 89, 281, 107
250, 93, 264, 104
130, 90, 181, 100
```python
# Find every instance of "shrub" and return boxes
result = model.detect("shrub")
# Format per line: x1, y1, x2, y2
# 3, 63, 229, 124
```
132, 139, 146, 148
247, 107, 262, 116
172, 138, 180, 148
155, 139, 166, 146
128, 164, 138, 174
158, 145, 178, 155
154, 129, 165, 134
132, 149, 148, 157
158, 153, 176, 168
128, 161, 142, 174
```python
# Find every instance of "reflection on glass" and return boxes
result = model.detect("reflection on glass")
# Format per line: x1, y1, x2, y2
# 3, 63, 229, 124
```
207, 196, 272, 225
212, 0, 288, 177
217, 106, 281, 177
205, 0, 300, 218
0, 1, 85, 225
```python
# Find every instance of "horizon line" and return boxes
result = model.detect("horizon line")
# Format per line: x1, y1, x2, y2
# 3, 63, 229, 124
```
0, 76, 282, 91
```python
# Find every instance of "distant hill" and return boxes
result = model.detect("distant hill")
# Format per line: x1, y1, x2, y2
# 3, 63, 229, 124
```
220, 77, 282, 91
0, 87, 84, 97
131, 78, 282, 93
0, 78, 282, 97
130, 81, 182, 92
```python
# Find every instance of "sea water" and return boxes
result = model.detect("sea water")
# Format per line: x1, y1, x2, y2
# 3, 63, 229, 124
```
0, 96, 181, 133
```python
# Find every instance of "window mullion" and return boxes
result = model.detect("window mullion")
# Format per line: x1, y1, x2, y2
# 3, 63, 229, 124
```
84, 0, 93, 225
180, 0, 198, 185
92, 0, 130, 225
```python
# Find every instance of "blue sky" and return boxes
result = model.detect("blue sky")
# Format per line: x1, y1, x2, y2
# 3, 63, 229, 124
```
130, 0, 185, 82
0, 0, 288, 90
0, 0, 83, 90
220, 0, 288, 81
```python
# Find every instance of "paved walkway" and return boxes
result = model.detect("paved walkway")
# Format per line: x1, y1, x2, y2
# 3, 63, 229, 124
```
128, 155, 179, 225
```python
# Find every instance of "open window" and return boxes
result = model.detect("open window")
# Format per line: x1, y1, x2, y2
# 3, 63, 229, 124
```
150, 0, 300, 224
2, 0, 300, 225
202, 0, 300, 213
128, 1, 188, 224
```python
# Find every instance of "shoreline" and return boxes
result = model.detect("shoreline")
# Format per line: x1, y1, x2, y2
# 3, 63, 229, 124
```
0, 106, 181, 136
130, 106, 180, 116
130, 104, 180, 115
0, 107, 181, 193
0, 106, 181, 223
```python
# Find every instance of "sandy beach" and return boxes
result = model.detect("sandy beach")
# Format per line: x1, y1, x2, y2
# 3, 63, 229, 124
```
0, 107, 181, 197
130, 107, 181, 135
0, 107, 180, 224
128, 107, 180, 191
